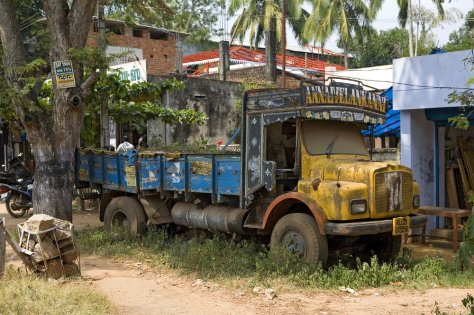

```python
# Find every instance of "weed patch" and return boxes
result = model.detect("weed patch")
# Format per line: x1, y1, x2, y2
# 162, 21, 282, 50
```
77, 228, 474, 290
0, 266, 111, 314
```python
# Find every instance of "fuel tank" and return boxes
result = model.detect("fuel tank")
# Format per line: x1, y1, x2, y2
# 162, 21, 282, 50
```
171, 202, 249, 234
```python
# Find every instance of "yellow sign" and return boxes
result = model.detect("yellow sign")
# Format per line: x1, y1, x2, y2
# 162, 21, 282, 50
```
125, 165, 137, 187
53, 60, 76, 89
392, 216, 410, 235
305, 85, 387, 114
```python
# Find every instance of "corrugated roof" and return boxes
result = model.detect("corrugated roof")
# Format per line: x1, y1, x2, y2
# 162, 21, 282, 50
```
183, 46, 346, 73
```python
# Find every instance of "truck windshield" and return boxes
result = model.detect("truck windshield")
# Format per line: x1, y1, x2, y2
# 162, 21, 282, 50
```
301, 120, 369, 156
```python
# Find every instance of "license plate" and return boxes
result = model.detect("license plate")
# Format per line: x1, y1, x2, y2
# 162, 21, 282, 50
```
392, 216, 410, 235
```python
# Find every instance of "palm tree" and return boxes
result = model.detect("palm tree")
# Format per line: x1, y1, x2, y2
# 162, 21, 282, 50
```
397, 0, 444, 57
228, 0, 308, 48
303, 0, 382, 67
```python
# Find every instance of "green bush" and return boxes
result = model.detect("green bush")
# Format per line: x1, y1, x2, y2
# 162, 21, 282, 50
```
77, 228, 474, 290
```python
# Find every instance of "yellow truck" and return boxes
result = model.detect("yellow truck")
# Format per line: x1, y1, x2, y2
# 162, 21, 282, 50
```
77, 84, 427, 266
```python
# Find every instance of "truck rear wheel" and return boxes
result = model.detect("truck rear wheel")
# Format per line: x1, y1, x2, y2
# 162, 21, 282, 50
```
271, 213, 328, 266
104, 197, 147, 235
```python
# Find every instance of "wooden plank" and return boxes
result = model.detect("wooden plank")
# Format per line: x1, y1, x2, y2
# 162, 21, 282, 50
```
446, 166, 460, 208
458, 138, 474, 188
456, 157, 471, 199
418, 206, 472, 218
0, 218, 5, 278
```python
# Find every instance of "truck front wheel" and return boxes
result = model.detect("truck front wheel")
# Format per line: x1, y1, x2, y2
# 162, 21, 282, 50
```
104, 197, 147, 235
271, 213, 328, 266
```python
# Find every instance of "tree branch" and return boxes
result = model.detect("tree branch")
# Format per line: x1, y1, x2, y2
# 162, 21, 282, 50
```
80, 71, 100, 98
0, 0, 28, 86
69, 0, 97, 48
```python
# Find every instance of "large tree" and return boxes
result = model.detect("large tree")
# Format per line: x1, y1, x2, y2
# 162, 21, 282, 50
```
303, 0, 382, 67
0, 1, 203, 221
0, 0, 99, 222
443, 9, 474, 52
396, 0, 444, 57
229, 0, 308, 48
340, 27, 410, 68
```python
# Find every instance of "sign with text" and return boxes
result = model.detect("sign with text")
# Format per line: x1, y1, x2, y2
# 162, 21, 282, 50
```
53, 60, 76, 89
304, 85, 387, 114
109, 60, 147, 83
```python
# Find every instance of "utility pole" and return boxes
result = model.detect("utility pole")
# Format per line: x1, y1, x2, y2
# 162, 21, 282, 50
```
98, 3, 110, 148
281, 0, 286, 88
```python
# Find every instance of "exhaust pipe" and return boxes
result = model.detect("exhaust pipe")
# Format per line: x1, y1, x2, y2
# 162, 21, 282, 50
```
171, 202, 248, 234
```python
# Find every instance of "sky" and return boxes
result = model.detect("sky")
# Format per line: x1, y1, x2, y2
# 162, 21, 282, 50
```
224, 0, 474, 53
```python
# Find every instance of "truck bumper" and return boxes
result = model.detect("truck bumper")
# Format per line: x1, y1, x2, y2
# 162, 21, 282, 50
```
324, 214, 427, 236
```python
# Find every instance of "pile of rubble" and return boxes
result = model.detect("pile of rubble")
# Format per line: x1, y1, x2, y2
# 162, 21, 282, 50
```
18, 214, 80, 279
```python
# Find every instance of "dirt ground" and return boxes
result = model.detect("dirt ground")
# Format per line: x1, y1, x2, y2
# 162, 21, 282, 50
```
1, 202, 473, 315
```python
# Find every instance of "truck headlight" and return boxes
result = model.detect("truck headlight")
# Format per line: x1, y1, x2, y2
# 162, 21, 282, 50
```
413, 195, 420, 208
350, 200, 367, 214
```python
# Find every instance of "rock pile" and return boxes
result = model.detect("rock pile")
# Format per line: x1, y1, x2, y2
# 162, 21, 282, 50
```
18, 214, 80, 279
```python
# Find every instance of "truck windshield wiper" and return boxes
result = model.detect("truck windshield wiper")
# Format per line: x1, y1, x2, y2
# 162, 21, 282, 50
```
325, 136, 338, 157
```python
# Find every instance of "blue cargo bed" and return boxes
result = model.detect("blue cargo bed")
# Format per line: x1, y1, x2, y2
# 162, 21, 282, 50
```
76, 149, 242, 199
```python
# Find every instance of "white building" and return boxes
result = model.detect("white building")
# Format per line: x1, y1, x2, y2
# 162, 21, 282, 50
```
393, 50, 474, 229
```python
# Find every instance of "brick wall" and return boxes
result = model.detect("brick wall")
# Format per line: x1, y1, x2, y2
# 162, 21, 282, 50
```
86, 23, 177, 76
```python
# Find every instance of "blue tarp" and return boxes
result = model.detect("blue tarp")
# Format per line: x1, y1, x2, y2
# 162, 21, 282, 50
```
362, 87, 400, 137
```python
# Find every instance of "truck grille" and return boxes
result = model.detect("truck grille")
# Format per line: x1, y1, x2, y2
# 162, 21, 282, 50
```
374, 171, 413, 213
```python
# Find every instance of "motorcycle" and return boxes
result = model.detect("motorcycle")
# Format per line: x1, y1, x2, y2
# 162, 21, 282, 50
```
0, 179, 33, 218
0, 154, 34, 218
0, 153, 32, 185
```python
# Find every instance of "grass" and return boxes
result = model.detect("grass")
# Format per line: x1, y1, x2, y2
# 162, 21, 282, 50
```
76, 227, 474, 291
0, 267, 112, 315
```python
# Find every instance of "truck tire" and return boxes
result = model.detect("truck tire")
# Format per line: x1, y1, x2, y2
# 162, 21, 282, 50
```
104, 197, 147, 235
271, 213, 328, 266
368, 232, 402, 262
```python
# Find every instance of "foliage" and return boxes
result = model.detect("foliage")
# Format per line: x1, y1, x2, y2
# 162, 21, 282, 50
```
340, 27, 411, 68
304, 0, 381, 51
77, 227, 474, 289
443, 9, 474, 52
229, 0, 308, 48
106, 0, 224, 44
0, 266, 111, 314
447, 56, 474, 130
396, 0, 444, 29
81, 73, 207, 147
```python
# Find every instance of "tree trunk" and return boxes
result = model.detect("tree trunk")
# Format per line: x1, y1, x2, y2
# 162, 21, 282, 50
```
0, 0, 97, 222
407, 0, 414, 57
265, 18, 277, 84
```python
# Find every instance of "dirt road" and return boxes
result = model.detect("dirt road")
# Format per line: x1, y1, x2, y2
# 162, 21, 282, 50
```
1, 203, 472, 315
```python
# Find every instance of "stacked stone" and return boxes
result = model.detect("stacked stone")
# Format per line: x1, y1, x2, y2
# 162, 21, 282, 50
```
19, 214, 80, 279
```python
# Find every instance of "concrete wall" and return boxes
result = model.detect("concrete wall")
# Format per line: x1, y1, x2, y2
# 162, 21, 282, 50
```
147, 77, 242, 147
204, 65, 303, 88
393, 50, 473, 110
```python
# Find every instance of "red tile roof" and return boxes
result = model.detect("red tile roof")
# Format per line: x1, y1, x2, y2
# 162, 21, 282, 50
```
183, 46, 346, 73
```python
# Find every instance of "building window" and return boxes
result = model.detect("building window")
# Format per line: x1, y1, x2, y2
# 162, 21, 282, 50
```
150, 30, 168, 40
133, 29, 144, 38
106, 23, 124, 35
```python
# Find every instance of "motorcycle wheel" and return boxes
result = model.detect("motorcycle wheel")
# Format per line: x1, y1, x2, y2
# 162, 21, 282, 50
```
5, 193, 28, 218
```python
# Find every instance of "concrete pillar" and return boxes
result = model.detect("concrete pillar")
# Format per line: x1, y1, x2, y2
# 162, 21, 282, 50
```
265, 18, 277, 84
219, 41, 229, 81
400, 109, 437, 229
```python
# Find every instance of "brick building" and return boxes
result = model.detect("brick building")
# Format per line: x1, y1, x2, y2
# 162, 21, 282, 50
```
86, 19, 185, 76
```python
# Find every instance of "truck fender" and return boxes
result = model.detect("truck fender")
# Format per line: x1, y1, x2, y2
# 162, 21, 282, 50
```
261, 192, 328, 235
